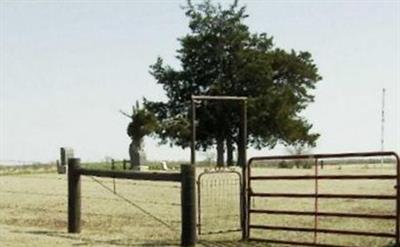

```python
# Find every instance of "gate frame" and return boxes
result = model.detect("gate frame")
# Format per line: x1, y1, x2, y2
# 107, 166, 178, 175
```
190, 95, 248, 239
245, 151, 400, 247
197, 169, 243, 235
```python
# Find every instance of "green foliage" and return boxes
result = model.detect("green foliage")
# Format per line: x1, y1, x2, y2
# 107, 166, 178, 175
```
275, 160, 312, 169
299, 160, 313, 169
146, 0, 321, 155
285, 144, 313, 168
277, 161, 293, 169
127, 101, 158, 142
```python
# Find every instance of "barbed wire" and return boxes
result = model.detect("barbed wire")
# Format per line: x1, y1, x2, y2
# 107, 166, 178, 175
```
89, 176, 178, 232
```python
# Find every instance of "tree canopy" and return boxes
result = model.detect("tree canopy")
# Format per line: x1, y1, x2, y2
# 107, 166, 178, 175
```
127, 101, 158, 144
145, 0, 322, 166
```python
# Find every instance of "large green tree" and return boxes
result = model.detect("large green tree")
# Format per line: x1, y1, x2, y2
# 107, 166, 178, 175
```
146, 0, 321, 166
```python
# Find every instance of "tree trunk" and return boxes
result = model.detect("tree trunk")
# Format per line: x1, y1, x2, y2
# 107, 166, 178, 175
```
236, 144, 242, 167
129, 139, 141, 169
226, 135, 234, 166
216, 136, 225, 168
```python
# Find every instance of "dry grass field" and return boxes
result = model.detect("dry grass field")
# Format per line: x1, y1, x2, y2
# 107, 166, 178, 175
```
0, 163, 397, 247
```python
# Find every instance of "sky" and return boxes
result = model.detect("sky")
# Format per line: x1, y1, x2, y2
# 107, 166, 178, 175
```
1, 0, 399, 164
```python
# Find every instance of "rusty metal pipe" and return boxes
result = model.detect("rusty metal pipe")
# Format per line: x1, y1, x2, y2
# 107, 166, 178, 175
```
250, 209, 396, 219
247, 151, 400, 246
250, 224, 396, 238
250, 175, 397, 180
251, 192, 396, 200
248, 238, 351, 247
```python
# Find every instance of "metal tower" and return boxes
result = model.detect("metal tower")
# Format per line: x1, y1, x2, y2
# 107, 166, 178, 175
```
380, 88, 386, 164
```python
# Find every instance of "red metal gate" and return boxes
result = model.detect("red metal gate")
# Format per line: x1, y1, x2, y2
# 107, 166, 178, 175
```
245, 151, 400, 247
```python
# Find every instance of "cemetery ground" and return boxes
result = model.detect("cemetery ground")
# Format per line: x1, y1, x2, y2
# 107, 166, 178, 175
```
0, 163, 396, 247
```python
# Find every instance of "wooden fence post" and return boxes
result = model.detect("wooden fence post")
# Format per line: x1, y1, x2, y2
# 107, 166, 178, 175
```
123, 159, 127, 170
68, 158, 81, 233
181, 164, 196, 246
111, 159, 115, 170
240, 100, 248, 240
111, 159, 116, 193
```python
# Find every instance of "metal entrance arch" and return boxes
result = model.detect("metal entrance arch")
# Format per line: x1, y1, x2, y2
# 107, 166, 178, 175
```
190, 95, 248, 238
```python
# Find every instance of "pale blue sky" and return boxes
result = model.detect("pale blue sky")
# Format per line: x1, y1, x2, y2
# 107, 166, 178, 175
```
1, 0, 399, 163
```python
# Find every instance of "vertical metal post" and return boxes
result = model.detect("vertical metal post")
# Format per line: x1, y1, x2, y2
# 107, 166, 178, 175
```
68, 158, 81, 233
239, 100, 248, 240
181, 164, 196, 246
396, 155, 400, 246
191, 97, 196, 165
380, 88, 385, 165
197, 179, 202, 235
314, 157, 319, 244
189, 95, 248, 240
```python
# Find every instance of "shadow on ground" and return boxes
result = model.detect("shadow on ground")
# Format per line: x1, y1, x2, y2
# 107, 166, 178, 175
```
12, 230, 180, 246
198, 240, 270, 247
14, 230, 271, 246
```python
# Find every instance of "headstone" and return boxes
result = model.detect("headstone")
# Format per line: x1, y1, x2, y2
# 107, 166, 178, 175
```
161, 161, 169, 171
129, 140, 147, 170
58, 147, 74, 174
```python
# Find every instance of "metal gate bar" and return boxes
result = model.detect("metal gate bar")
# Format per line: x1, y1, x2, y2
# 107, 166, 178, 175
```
250, 209, 396, 219
251, 193, 396, 199
250, 225, 395, 238
246, 151, 400, 246
249, 238, 353, 247
251, 175, 397, 180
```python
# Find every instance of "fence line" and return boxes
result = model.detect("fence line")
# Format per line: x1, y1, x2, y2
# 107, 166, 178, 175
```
68, 158, 196, 247
89, 176, 176, 231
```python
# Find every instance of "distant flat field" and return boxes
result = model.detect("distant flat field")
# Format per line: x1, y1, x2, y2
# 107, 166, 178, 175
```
0, 165, 397, 247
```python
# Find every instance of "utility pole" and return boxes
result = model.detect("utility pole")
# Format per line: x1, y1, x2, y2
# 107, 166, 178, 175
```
380, 88, 385, 164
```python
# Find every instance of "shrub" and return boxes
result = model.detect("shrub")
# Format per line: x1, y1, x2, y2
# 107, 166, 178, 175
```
278, 161, 293, 169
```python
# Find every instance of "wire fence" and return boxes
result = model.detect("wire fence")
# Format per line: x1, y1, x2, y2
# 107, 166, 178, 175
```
197, 169, 242, 235
88, 176, 178, 232
0, 171, 182, 238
